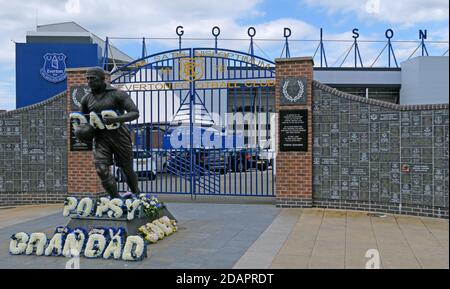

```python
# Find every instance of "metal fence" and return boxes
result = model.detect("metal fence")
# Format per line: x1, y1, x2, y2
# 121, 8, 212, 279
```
111, 48, 276, 197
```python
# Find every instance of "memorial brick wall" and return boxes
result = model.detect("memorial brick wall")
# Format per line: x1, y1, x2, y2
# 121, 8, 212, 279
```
312, 81, 449, 218
0, 92, 68, 206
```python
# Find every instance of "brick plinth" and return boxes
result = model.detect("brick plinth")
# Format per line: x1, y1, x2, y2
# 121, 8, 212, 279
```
275, 57, 314, 207
66, 68, 109, 199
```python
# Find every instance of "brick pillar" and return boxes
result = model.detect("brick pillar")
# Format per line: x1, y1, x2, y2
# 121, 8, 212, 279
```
275, 57, 314, 207
66, 67, 110, 199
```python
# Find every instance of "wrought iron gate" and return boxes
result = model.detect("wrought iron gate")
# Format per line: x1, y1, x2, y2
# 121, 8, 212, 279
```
111, 48, 276, 197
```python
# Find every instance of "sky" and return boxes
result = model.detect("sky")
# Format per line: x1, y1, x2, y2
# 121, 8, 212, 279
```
0, 0, 448, 110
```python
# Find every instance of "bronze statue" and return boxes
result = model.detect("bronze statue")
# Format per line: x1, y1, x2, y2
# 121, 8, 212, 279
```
76, 67, 140, 199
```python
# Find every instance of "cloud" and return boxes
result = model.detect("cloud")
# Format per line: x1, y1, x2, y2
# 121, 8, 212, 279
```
0, 0, 266, 109
0, 0, 448, 110
303, 0, 449, 27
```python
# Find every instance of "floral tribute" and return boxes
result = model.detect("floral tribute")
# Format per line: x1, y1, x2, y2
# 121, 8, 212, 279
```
138, 216, 178, 244
62, 194, 164, 221
9, 226, 146, 262
8, 195, 176, 262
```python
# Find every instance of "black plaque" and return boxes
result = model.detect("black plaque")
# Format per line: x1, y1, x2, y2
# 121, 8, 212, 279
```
69, 117, 92, 151
70, 114, 92, 151
69, 85, 92, 151
279, 109, 308, 152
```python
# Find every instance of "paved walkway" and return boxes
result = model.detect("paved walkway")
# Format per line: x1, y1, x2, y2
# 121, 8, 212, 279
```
0, 203, 448, 269
234, 208, 449, 269
0, 203, 279, 269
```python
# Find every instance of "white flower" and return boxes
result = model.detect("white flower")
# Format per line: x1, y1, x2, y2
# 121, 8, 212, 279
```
159, 216, 178, 233
146, 223, 165, 240
63, 229, 87, 257
25, 233, 48, 256
125, 199, 141, 221
122, 236, 146, 261
63, 197, 78, 217
103, 235, 123, 260
153, 220, 173, 236
170, 220, 178, 232
44, 233, 65, 256
84, 234, 107, 258
150, 201, 156, 206
76, 198, 94, 217
9, 232, 29, 255
107, 198, 124, 218
138, 225, 159, 243
95, 197, 111, 217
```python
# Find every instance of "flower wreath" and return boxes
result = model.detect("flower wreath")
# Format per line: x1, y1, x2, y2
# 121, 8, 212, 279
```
63, 227, 88, 257
103, 227, 126, 260
137, 216, 178, 244
44, 226, 71, 256
122, 236, 147, 262
107, 199, 124, 219
9, 232, 29, 255
84, 227, 110, 259
139, 194, 163, 219
9, 226, 147, 261
125, 198, 142, 220
64, 196, 161, 221
138, 225, 159, 243
63, 197, 78, 217
76, 198, 94, 218
25, 233, 48, 256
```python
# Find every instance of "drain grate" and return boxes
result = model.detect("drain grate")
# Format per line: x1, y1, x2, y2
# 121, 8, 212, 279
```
367, 213, 387, 218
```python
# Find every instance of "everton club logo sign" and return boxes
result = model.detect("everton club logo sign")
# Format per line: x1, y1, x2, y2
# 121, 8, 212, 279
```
40, 53, 68, 83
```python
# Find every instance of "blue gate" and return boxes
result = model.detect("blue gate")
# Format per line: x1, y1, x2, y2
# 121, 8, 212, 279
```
110, 48, 276, 197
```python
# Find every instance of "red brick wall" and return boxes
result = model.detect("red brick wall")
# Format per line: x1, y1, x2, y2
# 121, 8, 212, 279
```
66, 68, 110, 198
275, 57, 314, 207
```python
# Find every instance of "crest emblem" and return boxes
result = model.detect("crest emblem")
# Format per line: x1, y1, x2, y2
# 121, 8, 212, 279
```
71, 86, 91, 108
282, 80, 304, 102
179, 57, 204, 82
40, 53, 67, 83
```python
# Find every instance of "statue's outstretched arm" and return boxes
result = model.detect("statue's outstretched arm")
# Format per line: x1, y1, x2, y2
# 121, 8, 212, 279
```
103, 92, 140, 125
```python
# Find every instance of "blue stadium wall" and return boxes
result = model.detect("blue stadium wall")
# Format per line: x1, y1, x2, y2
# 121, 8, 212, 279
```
15, 43, 100, 109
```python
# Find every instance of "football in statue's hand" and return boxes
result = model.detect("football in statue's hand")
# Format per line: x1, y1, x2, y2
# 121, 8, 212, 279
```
74, 123, 95, 144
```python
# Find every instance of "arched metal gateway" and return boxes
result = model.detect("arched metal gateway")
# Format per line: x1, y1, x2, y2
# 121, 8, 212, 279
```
110, 48, 276, 198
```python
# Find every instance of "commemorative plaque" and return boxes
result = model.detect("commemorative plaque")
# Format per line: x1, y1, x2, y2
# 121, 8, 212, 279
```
69, 85, 92, 151
70, 125, 92, 151
279, 109, 308, 152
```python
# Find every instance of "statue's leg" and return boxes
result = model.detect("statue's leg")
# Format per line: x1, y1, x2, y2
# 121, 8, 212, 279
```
111, 131, 140, 197
94, 163, 119, 198
92, 137, 118, 198
119, 161, 140, 196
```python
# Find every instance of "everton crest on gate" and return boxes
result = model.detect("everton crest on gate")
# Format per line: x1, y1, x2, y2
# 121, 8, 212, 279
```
40, 53, 68, 83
